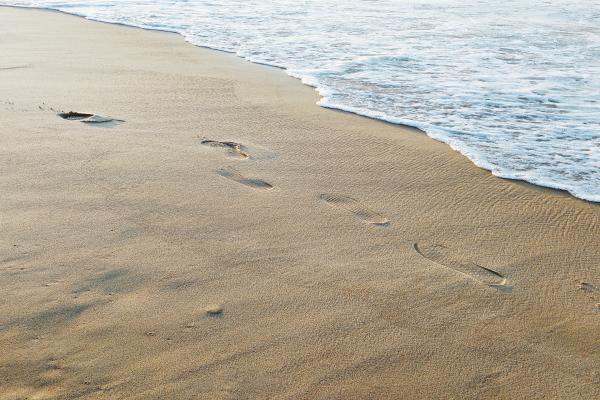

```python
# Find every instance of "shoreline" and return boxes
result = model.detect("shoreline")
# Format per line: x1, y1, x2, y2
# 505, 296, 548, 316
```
1, 4, 596, 204
1, 6, 598, 399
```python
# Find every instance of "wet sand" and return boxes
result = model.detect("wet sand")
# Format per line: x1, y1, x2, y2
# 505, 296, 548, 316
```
0, 6, 599, 399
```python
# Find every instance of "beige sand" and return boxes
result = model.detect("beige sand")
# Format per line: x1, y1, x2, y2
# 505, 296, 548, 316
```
0, 6, 598, 400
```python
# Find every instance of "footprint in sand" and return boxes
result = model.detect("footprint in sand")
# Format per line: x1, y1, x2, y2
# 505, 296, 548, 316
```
201, 139, 249, 159
0, 65, 29, 71
217, 167, 273, 190
414, 242, 509, 290
205, 304, 223, 317
578, 281, 599, 294
58, 111, 124, 126
577, 281, 600, 312
319, 193, 389, 226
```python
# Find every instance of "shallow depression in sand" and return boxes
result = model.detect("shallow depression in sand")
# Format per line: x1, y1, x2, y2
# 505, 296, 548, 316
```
201, 139, 249, 159
319, 193, 389, 226
414, 242, 509, 290
216, 167, 273, 190
58, 111, 124, 126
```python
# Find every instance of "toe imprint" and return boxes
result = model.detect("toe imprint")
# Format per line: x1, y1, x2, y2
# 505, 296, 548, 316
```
201, 139, 249, 159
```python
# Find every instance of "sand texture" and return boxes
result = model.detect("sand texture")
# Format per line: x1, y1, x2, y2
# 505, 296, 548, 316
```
0, 7, 599, 400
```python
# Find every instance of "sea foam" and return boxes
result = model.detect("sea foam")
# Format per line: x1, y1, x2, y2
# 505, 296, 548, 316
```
4, 0, 599, 201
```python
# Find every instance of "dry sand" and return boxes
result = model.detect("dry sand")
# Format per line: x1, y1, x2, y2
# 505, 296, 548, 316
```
0, 6, 599, 400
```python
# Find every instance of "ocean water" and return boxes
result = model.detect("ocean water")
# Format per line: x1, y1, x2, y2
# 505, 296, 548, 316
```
4, 0, 599, 202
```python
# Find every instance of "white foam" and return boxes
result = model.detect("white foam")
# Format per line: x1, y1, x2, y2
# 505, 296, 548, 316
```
5, 0, 599, 202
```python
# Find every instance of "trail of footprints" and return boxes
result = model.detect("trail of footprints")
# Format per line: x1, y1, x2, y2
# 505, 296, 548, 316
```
5, 93, 514, 292
205, 137, 510, 291
14, 96, 513, 292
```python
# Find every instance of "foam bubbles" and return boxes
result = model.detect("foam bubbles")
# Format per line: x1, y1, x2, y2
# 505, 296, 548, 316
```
6, 0, 599, 201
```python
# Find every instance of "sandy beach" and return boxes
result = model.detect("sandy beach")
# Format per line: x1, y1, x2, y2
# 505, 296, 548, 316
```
0, 6, 599, 399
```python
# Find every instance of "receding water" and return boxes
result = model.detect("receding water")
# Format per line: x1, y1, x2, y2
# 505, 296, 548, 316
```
4, 0, 599, 201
